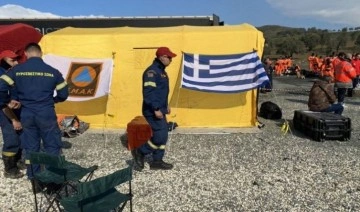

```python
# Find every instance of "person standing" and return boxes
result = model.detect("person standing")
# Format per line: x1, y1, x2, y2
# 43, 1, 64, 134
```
132, 47, 176, 171
334, 52, 356, 106
308, 53, 315, 72
0, 50, 24, 179
321, 58, 334, 82
262, 57, 273, 91
351, 53, 360, 90
0, 43, 69, 179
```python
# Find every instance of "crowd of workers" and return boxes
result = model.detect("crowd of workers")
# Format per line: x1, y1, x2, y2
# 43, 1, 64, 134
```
271, 52, 360, 83
307, 52, 360, 87
306, 52, 359, 105
264, 51, 359, 115
272, 56, 295, 76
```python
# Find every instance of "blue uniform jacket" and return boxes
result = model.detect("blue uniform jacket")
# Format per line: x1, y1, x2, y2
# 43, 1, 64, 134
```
2, 57, 69, 111
0, 68, 10, 109
142, 59, 169, 117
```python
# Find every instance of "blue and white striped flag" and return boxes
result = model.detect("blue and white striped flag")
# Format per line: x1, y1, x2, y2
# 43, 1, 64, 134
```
181, 51, 269, 93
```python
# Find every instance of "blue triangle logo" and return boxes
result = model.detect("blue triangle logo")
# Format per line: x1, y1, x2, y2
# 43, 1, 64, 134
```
74, 67, 92, 83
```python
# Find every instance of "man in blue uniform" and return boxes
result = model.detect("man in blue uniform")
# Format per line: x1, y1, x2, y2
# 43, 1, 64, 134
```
0, 43, 69, 178
132, 47, 176, 171
0, 50, 24, 179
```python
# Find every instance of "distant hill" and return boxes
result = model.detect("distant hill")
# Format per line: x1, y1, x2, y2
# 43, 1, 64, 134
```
256, 25, 360, 59
258, 25, 306, 38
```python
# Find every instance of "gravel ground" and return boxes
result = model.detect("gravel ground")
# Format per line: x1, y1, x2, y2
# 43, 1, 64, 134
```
0, 75, 360, 212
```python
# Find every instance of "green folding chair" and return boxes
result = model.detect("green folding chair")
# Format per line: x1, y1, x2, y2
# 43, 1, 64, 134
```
60, 166, 133, 212
29, 152, 98, 212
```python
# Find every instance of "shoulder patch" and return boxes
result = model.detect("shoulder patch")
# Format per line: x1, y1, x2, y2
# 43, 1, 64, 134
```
146, 70, 156, 78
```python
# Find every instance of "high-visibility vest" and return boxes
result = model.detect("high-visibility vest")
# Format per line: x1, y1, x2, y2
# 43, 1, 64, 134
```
322, 63, 334, 77
351, 59, 360, 75
334, 61, 356, 83
332, 57, 341, 68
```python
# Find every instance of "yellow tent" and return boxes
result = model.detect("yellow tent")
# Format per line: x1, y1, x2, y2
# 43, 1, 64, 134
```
39, 24, 265, 129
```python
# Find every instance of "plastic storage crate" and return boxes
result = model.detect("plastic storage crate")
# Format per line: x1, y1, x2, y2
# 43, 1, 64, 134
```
293, 110, 351, 142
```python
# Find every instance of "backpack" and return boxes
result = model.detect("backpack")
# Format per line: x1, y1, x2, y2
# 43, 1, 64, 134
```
57, 114, 90, 138
259, 101, 282, 120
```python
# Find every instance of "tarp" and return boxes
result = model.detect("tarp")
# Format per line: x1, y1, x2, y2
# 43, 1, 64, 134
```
39, 24, 265, 129
0, 23, 43, 62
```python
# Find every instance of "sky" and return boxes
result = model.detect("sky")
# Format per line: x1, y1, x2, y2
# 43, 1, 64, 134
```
0, 0, 359, 30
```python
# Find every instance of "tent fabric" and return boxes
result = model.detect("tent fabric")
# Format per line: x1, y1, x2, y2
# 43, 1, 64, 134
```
0, 23, 42, 62
39, 24, 265, 129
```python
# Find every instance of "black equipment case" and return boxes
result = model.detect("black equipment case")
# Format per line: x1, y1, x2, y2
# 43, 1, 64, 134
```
293, 110, 351, 142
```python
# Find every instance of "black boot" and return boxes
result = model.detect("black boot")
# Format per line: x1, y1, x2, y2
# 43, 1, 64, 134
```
2, 155, 24, 179
150, 160, 173, 170
131, 148, 144, 170
15, 149, 26, 170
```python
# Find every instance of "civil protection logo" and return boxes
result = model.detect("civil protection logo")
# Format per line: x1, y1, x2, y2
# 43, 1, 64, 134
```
66, 62, 103, 97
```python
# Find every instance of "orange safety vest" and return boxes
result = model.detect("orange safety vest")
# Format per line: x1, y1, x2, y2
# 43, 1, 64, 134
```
308, 56, 315, 70
322, 63, 334, 82
332, 57, 341, 68
351, 59, 360, 75
334, 61, 356, 83
287, 58, 293, 67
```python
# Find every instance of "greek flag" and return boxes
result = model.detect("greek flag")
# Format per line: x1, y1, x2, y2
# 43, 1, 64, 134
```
181, 51, 269, 93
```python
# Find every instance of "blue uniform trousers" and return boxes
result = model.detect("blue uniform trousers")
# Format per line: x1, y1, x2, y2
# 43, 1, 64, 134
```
337, 87, 347, 104
21, 107, 62, 178
322, 103, 344, 115
0, 111, 20, 155
139, 115, 168, 161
